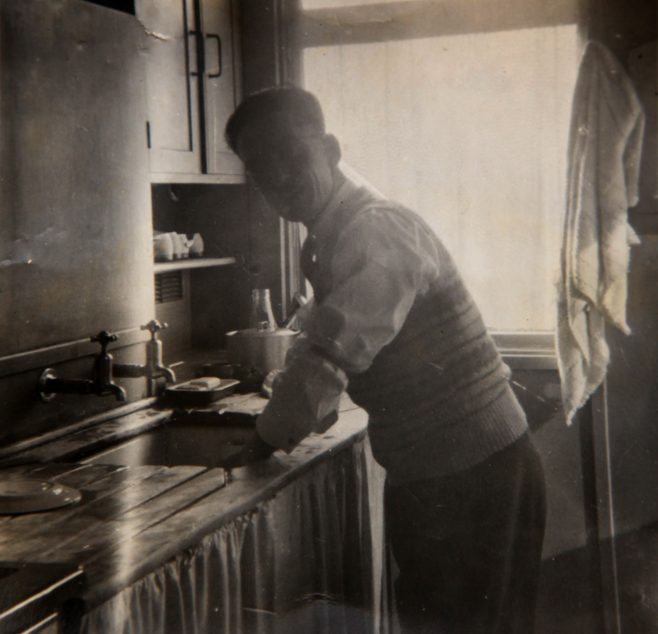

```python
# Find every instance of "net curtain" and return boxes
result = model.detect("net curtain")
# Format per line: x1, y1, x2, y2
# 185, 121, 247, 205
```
81, 437, 388, 634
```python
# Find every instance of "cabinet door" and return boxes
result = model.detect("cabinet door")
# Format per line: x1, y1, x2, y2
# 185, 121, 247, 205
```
201, 0, 243, 176
137, 0, 202, 175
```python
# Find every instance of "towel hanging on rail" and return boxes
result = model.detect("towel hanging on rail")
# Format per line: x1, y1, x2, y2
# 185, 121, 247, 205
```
556, 40, 645, 425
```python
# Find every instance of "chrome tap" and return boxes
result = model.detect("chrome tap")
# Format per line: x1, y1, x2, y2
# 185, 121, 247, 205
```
114, 320, 176, 396
144, 320, 176, 385
38, 330, 127, 402
92, 331, 127, 401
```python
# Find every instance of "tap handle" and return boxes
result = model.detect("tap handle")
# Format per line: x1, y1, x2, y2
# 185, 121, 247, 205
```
141, 320, 168, 339
91, 330, 118, 353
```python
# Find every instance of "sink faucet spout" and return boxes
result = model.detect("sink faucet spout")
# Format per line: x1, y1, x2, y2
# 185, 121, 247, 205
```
156, 365, 176, 384
37, 330, 128, 403
102, 382, 127, 402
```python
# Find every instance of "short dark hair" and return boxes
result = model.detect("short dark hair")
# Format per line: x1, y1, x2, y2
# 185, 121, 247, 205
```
225, 86, 326, 153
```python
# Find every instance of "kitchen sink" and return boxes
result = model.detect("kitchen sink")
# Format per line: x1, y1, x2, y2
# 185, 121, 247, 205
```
80, 418, 256, 468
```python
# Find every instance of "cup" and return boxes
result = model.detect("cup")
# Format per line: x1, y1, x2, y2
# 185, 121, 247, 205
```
189, 233, 204, 258
153, 233, 174, 261
178, 233, 190, 259
170, 232, 184, 259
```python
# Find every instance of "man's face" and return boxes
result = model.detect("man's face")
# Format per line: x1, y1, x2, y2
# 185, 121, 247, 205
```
235, 111, 338, 224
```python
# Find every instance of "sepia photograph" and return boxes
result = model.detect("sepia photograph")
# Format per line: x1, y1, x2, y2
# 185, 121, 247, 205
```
0, 0, 656, 632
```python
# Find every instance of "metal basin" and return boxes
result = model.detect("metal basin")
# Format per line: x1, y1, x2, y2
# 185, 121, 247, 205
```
81, 419, 256, 468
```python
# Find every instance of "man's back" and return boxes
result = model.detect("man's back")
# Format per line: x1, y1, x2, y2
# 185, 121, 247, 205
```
301, 180, 527, 483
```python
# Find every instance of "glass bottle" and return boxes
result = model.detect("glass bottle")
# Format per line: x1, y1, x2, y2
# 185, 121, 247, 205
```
250, 288, 277, 332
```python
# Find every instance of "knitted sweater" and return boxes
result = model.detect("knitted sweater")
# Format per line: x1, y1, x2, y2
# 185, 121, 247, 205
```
302, 183, 528, 484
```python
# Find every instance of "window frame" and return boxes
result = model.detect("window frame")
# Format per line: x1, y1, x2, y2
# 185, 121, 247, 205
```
285, 0, 583, 361
297, 0, 582, 47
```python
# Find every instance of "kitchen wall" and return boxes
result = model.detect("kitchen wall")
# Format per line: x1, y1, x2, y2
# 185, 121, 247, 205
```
606, 239, 658, 534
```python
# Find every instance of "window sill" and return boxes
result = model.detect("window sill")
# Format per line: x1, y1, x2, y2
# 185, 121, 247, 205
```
491, 331, 558, 370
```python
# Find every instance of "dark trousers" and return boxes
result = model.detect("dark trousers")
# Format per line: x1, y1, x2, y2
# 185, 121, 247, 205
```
385, 434, 546, 634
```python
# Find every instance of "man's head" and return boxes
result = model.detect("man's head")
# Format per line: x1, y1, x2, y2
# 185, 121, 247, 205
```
225, 87, 342, 225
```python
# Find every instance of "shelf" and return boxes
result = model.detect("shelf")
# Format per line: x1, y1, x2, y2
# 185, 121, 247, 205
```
150, 172, 245, 185
154, 257, 236, 274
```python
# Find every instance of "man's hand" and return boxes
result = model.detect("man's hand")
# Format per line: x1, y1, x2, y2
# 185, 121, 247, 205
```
220, 431, 276, 470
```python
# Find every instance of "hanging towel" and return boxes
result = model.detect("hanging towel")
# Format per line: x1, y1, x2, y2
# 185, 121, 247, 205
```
557, 41, 645, 425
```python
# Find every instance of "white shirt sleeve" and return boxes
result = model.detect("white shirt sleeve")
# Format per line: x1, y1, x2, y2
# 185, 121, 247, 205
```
256, 334, 347, 451
256, 207, 441, 452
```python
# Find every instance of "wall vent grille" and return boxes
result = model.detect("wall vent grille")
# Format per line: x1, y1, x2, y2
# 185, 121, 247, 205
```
155, 271, 183, 304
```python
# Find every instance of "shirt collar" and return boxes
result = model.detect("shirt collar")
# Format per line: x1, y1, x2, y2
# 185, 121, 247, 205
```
306, 177, 374, 242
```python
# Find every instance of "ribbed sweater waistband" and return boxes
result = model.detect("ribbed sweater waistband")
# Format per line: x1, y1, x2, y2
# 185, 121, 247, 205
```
369, 385, 528, 485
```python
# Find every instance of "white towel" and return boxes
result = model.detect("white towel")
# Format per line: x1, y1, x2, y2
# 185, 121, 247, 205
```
557, 41, 645, 425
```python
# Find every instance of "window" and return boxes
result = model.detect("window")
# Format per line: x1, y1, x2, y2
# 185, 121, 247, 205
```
300, 11, 582, 333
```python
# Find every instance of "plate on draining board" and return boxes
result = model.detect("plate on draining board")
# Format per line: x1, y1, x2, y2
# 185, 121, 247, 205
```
0, 477, 82, 514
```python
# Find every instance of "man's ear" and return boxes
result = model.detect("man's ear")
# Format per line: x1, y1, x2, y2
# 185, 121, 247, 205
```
323, 134, 342, 167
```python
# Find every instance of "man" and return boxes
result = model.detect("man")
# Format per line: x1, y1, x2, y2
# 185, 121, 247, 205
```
222, 86, 546, 633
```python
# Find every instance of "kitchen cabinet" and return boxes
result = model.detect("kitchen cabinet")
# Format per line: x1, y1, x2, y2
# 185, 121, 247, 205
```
201, 0, 244, 178
137, 0, 243, 183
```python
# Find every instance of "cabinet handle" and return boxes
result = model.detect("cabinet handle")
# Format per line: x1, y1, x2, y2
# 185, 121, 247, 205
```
205, 33, 222, 78
188, 30, 201, 77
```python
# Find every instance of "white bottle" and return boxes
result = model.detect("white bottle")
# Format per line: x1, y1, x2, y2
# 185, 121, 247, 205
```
250, 288, 277, 332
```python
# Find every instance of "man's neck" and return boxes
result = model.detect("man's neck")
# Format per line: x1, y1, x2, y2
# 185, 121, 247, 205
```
303, 171, 347, 230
